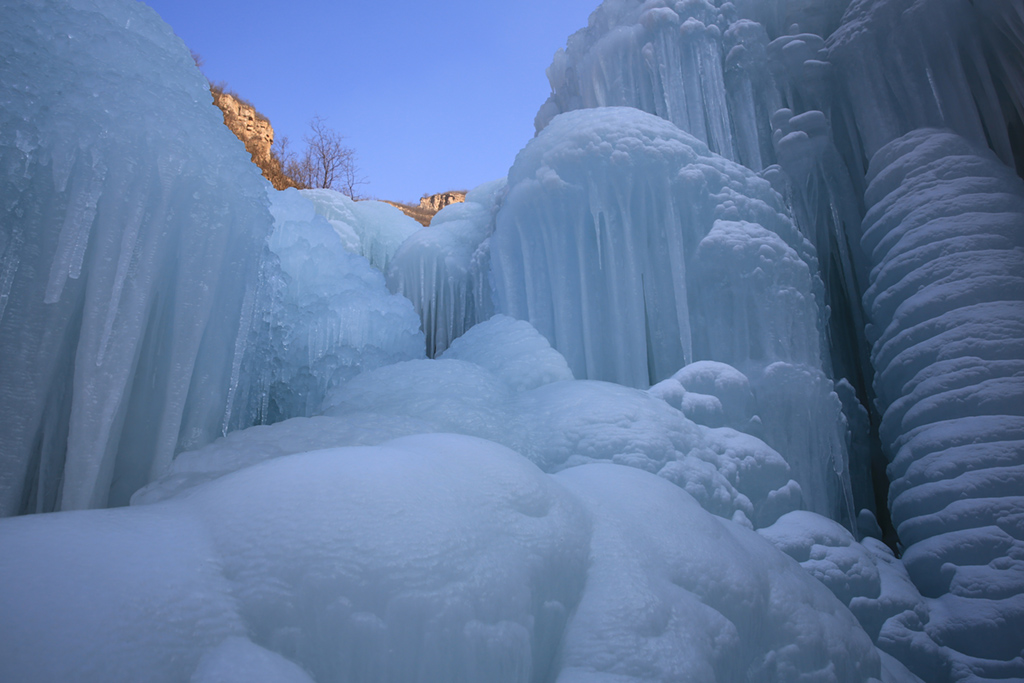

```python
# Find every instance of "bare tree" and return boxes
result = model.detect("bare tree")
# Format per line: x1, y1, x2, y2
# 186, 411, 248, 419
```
284, 116, 366, 199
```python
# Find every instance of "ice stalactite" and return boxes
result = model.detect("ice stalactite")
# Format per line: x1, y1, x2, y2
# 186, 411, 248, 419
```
859, 130, 1024, 682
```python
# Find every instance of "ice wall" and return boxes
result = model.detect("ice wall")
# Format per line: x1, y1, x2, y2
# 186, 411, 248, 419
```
0, 0, 273, 513
0, 0, 424, 514
491, 107, 850, 519
857, 130, 1024, 681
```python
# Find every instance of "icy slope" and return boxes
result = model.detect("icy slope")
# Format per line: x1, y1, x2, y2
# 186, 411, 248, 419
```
858, 130, 1024, 681
0, 0, 272, 513
299, 189, 423, 273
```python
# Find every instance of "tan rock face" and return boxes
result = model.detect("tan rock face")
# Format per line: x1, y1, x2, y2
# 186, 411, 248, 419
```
213, 90, 274, 170
419, 191, 466, 212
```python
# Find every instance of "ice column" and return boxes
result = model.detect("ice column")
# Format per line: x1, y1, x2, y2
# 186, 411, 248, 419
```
859, 130, 1024, 682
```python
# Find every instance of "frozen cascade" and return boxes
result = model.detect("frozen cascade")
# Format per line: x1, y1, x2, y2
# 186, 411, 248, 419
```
856, 130, 1024, 682
491, 107, 851, 520
299, 189, 423, 273
0, 0, 273, 513
232, 188, 424, 427
386, 179, 506, 356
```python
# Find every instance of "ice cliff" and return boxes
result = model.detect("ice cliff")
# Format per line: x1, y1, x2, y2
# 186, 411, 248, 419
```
0, 0, 1022, 681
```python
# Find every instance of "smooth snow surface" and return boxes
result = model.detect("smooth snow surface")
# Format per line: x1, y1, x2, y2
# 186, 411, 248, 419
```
2, 434, 885, 683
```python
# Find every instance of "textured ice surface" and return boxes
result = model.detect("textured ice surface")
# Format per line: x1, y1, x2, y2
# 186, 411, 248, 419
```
0, 0, 425, 513
2, 434, 886, 683
759, 511, 927, 683
828, 0, 1023, 169
491, 107, 849, 519
236, 188, 424, 425
857, 130, 1024, 681
0, 0, 273, 513
300, 189, 422, 273
386, 179, 506, 356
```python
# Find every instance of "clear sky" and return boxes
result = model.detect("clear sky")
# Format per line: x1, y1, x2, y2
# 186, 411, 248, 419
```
140, 0, 599, 202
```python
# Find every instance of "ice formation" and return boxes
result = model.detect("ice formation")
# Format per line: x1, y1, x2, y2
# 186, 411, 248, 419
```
491, 107, 850, 520
236, 188, 423, 425
856, 130, 1024, 681
386, 179, 506, 356
299, 189, 423, 273
0, 0, 272, 513
0, 0, 422, 514
2, 0, 1024, 680
1, 433, 896, 683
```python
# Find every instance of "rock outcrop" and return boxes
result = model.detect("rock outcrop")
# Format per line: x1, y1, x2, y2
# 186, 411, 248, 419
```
420, 191, 466, 213
211, 88, 295, 190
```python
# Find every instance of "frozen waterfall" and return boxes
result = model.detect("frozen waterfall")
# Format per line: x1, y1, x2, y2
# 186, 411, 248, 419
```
1, 0, 1023, 681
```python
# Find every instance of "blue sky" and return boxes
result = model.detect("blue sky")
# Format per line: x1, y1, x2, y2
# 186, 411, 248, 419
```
141, 0, 599, 202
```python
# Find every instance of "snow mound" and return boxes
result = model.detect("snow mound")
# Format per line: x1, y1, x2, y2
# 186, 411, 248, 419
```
140, 325, 801, 531
3, 434, 883, 683
441, 314, 574, 392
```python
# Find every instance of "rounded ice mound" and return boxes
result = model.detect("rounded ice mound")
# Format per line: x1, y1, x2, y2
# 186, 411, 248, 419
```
2, 433, 885, 683
1, 434, 592, 683
557, 464, 882, 682
441, 314, 574, 391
